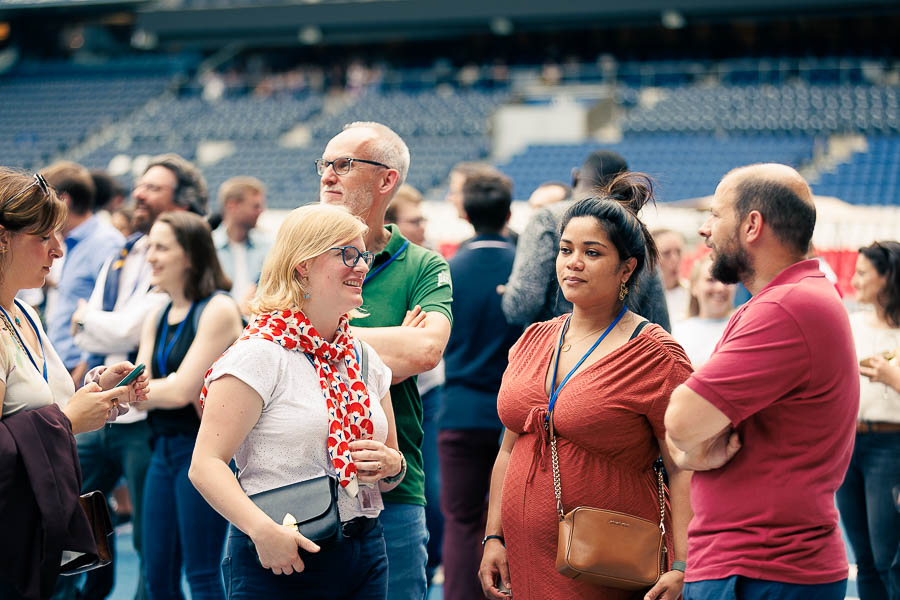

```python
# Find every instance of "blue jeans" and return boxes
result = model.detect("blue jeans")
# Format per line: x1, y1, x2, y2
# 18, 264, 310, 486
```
223, 521, 387, 599
837, 431, 900, 600
380, 502, 428, 600
420, 387, 443, 582
53, 420, 153, 600
684, 576, 847, 600
142, 434, 228, 600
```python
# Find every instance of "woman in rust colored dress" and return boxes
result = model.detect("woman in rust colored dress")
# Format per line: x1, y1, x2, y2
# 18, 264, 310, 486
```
479, 173, 693, 600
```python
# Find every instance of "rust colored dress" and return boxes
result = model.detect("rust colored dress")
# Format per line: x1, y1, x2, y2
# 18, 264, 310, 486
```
498, 316, 693, 600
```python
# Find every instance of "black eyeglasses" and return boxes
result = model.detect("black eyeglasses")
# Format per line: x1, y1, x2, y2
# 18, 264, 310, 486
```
7, 173, 50, 204
315, 157, 391, 176
330, 245, 375, 268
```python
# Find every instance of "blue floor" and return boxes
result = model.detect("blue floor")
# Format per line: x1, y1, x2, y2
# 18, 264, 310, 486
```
107, 525, 855, 600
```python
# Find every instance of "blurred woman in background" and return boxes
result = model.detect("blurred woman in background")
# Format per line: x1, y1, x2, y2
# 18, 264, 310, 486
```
135, 211, 243, 600
671, 254, 736, 367
837, 240, 900, 600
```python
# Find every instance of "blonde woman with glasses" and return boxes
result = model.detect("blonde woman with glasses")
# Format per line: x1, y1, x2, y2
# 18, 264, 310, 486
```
190, 203, 405, 600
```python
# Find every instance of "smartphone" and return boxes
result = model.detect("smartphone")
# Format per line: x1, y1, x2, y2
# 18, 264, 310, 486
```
115, 364, 145, 388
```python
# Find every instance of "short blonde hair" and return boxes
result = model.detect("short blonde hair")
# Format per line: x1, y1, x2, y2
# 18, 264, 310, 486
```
217, 176, 266, 210
252, 204, 367, 314
385, 184, 423, 223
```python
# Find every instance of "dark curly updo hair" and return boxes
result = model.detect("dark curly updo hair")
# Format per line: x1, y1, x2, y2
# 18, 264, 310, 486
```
559, 172, 659, 289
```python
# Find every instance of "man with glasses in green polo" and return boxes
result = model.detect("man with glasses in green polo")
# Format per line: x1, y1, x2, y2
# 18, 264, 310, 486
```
318, 121, 453, 600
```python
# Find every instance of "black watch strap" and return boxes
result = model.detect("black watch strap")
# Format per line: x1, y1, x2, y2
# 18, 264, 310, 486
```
482, 534, 505, 547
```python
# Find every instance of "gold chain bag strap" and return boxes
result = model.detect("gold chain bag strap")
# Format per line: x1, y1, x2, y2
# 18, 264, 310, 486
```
548, 410, 668, 590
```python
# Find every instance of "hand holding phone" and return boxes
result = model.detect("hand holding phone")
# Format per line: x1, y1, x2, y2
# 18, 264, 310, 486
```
115, 363, 146, 388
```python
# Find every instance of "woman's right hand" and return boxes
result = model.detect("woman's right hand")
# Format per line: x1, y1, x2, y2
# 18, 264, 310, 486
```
63, 382, 129, 434
250, 521, 321, 576
479, 539, 512, 598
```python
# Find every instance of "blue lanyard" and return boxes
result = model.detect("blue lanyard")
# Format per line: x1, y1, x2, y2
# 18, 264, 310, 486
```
364, 240, 409, 286
0, 300, 48, 382
155, 302, 196, 377
547, 305, 627, 418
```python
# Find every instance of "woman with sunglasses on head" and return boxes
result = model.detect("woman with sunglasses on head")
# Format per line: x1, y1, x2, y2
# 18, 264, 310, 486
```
190, 203, 405, 600
132, 211, 244, 600
837, 240, 900, 600
479, 173, 693, 600
0, 169, 147, 600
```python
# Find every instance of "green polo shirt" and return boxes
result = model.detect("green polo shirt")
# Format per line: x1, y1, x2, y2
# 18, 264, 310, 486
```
353, 225, 453, 505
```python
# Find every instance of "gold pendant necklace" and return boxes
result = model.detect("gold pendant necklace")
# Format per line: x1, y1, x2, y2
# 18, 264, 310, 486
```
561, 326, 606, 352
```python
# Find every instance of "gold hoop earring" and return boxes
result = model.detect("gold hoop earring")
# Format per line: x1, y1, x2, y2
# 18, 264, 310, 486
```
618, 282, 628, 301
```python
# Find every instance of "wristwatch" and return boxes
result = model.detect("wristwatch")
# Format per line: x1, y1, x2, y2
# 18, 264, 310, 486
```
381, 450, 406, 484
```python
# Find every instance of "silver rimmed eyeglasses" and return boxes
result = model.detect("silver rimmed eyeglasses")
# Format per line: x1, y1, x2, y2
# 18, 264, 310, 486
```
315, 157, 391, 176
330, 245, 375, 268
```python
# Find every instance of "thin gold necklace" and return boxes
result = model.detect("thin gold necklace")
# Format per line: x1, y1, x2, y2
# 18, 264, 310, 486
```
561, 325, 610, 352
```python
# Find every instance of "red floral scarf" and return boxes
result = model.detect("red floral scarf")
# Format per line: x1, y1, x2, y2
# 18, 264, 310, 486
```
201, 309, 372, 497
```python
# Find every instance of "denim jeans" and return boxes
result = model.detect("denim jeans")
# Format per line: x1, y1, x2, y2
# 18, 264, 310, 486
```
684, 575, 847, 600
142, 434, 228, 600
420, 387, 443, 582
53, 420, 153, 600
837, 431, 900, 600
223, 521, 387, 599
380, 502, 428, 600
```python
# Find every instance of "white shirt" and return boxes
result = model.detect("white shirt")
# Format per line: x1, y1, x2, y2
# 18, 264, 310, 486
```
227, 240, 251, 304
672, 317, 730, 367
74, 235, 168, 424
849, 311, 900, 423
0, 302, 75, 418
207, 338, 392, 521
665, 283, 691, 324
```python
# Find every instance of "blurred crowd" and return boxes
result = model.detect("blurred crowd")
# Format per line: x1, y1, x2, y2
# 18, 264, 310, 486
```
0, 121, 897, 600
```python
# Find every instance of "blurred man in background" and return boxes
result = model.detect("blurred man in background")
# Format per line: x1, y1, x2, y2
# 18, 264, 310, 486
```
212, 176, 270, 316
42, 161, 124, 383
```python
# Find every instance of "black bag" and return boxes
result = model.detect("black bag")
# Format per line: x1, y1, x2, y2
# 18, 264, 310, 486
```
244, 341, 369, 561
247, 474, 341, 549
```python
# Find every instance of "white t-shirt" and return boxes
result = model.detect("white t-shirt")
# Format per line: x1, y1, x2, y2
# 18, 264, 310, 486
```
672, 317, 730, 367
207, 337, 393, 521
665, 283, 691, 324
227, 240, 251, 304
849, 311, 900, 423
0, 302, 75, 418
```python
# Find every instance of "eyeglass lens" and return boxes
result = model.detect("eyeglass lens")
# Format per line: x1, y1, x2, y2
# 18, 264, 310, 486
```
316, 158, 353, 176
338, 246, 374, 268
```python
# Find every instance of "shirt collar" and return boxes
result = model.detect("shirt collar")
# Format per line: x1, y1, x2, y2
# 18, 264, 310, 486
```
213, 225, 258, 250
375, 224, 409, 261
755, 259, 824, 297
65, 215, 99, 244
